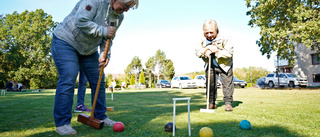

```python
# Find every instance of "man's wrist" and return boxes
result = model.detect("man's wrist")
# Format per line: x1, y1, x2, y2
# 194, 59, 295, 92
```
204, 48, 210, 55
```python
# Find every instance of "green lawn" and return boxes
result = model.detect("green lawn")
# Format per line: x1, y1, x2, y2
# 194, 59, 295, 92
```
0, 88, 319, 137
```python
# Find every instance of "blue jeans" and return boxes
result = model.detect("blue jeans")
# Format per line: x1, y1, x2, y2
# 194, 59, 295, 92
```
77, 68, 88, 106
51, 34, 107, 127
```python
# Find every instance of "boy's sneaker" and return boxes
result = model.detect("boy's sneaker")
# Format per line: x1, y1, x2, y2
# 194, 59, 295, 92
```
74, 104, 91, 112
103, 118, 117, 126
56, 124, 77, 135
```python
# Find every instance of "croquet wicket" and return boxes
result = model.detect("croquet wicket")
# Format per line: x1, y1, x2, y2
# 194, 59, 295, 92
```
1, 90, 5, 96
172, 98, 191, 136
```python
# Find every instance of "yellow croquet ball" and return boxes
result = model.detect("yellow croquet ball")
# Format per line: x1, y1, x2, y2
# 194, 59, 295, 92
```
199, 127, 213, 137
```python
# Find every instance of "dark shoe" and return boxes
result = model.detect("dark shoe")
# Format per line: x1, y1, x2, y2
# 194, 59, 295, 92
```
225, 104, 233, 111
203, 104, 217, 109
74, 104, 91, 113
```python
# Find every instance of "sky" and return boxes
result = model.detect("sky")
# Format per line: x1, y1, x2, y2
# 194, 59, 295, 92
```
0, 0, 278, 74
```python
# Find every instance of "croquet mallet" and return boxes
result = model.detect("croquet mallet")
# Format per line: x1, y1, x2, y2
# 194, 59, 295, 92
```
77, 22, 115, 129
200, 55, 215, 113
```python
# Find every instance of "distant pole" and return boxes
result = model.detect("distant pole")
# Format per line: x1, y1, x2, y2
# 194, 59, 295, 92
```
277, 55, 280, 88
154, 74, 155, 88
250, 72, 252, 87
149, 73, 152, 88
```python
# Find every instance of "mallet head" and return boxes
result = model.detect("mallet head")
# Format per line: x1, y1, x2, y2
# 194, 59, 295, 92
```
77, 114, 104, 129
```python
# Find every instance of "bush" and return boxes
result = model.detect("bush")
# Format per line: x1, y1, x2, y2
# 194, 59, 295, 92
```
130, 74, 135, 85
29, 78, 40, 89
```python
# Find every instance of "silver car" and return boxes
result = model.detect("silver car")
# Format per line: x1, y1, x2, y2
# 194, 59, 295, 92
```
194, 75, 206, 88
171, 76, 197, 89
194, 75, 221, 88
265, 73, 308, 88
285, 73, 308, 87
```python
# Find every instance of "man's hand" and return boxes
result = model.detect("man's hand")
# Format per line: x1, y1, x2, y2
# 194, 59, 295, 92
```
98, 57, 110, 70
207, 44, 219, 54
204, 47, 212, 58
107, 26, 116, 39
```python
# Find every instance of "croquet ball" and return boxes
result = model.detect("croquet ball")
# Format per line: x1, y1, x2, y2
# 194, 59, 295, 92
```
113, 122, 125, 132
239, 120, 251, 130
164, 122, 176, 132
199, 127, 213, 137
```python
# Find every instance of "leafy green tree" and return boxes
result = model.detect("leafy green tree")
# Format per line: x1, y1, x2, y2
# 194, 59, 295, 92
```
246, 0, 320, 65
163, 59, 175, 80
0, 9, 58, 88
105, 74, 113, 88
139, 69, 145, 85
234, 66, 270, 86
144, 50, 175, 85
234, 68, 246, 81
145, 56, 155, 88
124, 56, 142, 85
130, 74, 135, 85
118, 74, 128, 86
154, 49, 166, 81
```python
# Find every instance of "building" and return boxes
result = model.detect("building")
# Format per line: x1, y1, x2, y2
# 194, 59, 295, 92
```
274, 57, 293, 73
293, 43, 320, 87
275, 43, 320, 87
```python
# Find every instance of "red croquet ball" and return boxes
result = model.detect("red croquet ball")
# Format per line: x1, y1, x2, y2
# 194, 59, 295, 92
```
113, 122, 125, 132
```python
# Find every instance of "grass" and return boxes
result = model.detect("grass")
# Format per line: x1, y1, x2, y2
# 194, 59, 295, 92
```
0, 88, 319, 137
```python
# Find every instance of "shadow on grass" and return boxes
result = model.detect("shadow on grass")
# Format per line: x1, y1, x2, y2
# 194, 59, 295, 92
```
0, 90, 56, 135
0, 89, 306, 137
195, 121, 303, 137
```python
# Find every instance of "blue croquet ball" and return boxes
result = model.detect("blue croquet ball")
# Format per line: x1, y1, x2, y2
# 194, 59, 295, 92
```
239, 120, 251, 130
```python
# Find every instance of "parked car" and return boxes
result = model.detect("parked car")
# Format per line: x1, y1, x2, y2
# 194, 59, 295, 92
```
218, 76, 247, 88
256, 77, 268, 89
194, 75, 221, 88
286, 73, 308, 87
265, 73, 287, 88
264, 73, 308, 88
156, 80, 171, 88
171, 76, 197, 89
233, 76, 247, 88
194, 75, 206, 88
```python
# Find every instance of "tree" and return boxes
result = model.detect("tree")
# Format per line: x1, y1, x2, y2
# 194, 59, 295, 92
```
154, 49, 166, 82
118, 74, 128, 86
234, 66, 270, 86
0, 9, 58, 88
124, 56, 142, 85
105, 74, 113, 88
145, 56, 155, 88
145, 50, 175, 85
163, 59, 175, 80
139, 69, 145, 85
246, 0, 320, 65
124, 50, 175, 88
130, 74, 135, 85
